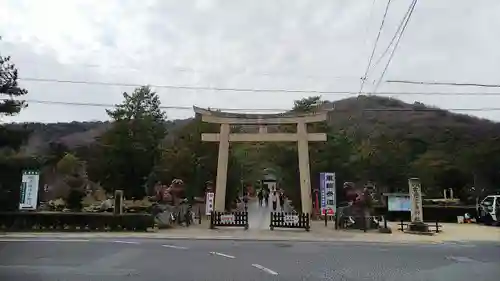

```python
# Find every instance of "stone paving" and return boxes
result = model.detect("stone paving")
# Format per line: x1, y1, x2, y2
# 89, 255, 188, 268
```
247, 197, 290, 230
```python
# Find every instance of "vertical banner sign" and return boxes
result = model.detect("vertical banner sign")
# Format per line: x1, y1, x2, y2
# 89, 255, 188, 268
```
206, 192, 215, 215
408, 178, 423, 223
19, 170, 40, 210
320, 172, 336, 216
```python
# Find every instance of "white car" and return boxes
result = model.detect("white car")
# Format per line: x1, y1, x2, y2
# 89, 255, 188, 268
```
477, 195, 499, 225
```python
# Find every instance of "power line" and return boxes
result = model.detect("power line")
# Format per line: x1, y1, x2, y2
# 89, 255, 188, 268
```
14, 60, 358, 81
17, 77, 500, 96
4, 98, 500, 112
373, 0, 418, 92
359, 0, 393, 94
18, 77, 357, 94
8, 99, 286, 112
372, 1, 415, 70
386, 80, 500, 88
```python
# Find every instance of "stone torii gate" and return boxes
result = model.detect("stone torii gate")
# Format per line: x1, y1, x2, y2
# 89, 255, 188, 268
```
193, 106, 327, 214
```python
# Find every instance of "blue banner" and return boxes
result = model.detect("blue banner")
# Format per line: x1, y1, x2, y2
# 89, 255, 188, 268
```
319, 172, 336, 215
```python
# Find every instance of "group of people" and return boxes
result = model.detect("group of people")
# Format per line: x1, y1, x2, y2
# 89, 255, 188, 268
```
257, 188, 285, 211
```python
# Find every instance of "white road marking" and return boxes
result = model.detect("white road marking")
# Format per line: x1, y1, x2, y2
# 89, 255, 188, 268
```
209, 251, 235, 259
0, 239, 90, 242
252, 263, 278, 275
441, 242, 476, 248
447, 256, 476, 263
112, 240, 140, 245
162, 244, 187, 250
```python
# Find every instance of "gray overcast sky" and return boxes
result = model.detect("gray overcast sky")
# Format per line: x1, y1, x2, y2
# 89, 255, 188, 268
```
1, 0, 500, 123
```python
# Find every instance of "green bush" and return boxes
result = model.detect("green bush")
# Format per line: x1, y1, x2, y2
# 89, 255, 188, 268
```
0, 212, 154, 232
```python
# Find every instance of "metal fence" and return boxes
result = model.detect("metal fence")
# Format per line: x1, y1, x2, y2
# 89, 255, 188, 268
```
270, 212, 310, 231
210, 211, 248, 230
398, 219, 443, 233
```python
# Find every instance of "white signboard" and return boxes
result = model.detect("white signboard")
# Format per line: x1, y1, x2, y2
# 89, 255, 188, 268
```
220, 214, 235, 224
284, 215, 299, 224
408, 178, 423, 223
320, 172, 336, 216
19, 170, 40, 210
205, 192, 214, 215
388, 196, 411, 212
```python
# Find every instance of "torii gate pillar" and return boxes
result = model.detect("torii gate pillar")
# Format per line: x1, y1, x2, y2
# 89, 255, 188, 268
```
215, 123, 230, 211
194, 106, 327, 214
297, 120, 313, 214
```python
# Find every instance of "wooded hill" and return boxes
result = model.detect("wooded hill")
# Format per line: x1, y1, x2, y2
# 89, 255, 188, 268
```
12, 95, 500, 153
6, 95, 500, 209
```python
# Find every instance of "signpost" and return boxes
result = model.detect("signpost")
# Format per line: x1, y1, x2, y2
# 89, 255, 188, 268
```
409, 178, 423, 223
113, 190, 124, 215
205, 192, 214, 215
408, 178, 428, 232
319, 172, 336, 216
19, 170, 40, 210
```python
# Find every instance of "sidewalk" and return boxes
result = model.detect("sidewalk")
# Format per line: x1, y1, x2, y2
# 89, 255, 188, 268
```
2, 221, 498, 244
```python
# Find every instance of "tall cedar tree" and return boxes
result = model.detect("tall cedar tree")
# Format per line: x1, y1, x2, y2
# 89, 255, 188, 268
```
98, 86, 167, 199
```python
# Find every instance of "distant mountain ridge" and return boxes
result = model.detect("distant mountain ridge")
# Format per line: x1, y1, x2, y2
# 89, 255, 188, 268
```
7, 96, 500, 154
6, 119, 192, 154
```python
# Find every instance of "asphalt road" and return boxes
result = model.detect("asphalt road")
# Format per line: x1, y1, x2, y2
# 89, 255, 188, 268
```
0, 238, 499, 281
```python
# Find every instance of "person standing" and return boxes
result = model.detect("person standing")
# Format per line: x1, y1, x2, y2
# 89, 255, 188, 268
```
279, 191, 285, 211
263, 188, 269, 207
271, 191, 278, 211
257, 189, 263, 207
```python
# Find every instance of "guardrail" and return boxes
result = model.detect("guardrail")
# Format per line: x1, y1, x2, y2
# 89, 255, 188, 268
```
0, 212, 154, 232
210, 211, 248, 230
270, 212, 310, 231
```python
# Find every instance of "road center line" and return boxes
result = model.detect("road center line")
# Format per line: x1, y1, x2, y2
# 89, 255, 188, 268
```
112, 240, 140, 245
209, 251, 235, 259
252, 263, 278, 275
162, 244, 187, 250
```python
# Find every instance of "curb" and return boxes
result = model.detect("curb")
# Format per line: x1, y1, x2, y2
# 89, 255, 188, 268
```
0, 232, 448, 245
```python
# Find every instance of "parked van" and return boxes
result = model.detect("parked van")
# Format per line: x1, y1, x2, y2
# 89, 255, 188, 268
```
477, 195, 499, 225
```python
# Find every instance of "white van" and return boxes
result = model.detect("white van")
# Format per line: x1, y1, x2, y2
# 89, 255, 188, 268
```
477, 195, 499, 225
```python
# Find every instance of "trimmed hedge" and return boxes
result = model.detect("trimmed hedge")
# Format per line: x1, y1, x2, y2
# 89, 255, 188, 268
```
374, 205, 477, 223
0, 212, 154, 232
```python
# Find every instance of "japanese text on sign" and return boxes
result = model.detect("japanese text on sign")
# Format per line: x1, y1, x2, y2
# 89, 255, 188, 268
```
19, 170, 40, 210
284, 215, 299, 224
206, 192, 215, 215
320, 172, 336, 216
408, 178, 423, 223
220, 214, 235, 224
